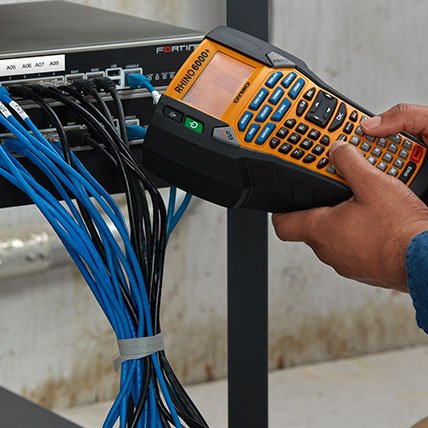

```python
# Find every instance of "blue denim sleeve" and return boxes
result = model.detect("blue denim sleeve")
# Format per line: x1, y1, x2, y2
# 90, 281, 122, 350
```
406, 231, 428, 334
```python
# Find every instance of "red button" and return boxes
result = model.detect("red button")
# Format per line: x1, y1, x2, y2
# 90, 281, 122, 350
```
411, 145, 423, 163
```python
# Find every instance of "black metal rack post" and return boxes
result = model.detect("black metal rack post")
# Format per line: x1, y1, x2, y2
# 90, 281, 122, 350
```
227, 2, 270, 428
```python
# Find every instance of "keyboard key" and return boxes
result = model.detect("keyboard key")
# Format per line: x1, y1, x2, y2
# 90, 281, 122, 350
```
249, 88, 269, 110
349, 110, 358, 122
403, 139, 412, 150
388, 143, 398, 154
296, 99, 308, 116
312, 144, 325, 155
365, 135, 375, 142
303, 153, 316, 163
278, 143, 293, 154
343, 122, 354, 134
276, 127, 289, 138
382, 152, 393, 163
265, 71, 283, 88
394, 158, 404, 169
288, 77, 305, 99
338, 134, 347, 142
371, 147, 382, 157
327, 165, 336, 175
269, 87, 285, 105
288, 132, 301, 144
255, 104, 273, 122
256, 123, 275, 145
399, 148, 409, 159
367, 155, 376, 165
269, 137, 281, 149
361, 141, 371, 152
284, 118, 296, 128
317, 157, 329, 169
399, 161, 417, 184
308, 129, 321, 140
306, 91, 338, 128
377, 161, 387, 171
296, 123, 309, 134
304, 87, 316, 101
411, 145, 424, 163
350, 136, 360, 146
291, 148, 305, 159
355, 125, 364, 136
388, 134, 402, 144
271, 99, 291, 122
300, 139, 313, 150
328, 102, 347, 132
377, 137, 387, 148
245, 123, 260, 142
281, 72, 297, 88
388, 167, 398, 177
320, 135, 330, 146
238, 111, 253, 132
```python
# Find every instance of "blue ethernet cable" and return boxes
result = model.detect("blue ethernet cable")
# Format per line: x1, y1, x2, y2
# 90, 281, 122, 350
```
0, 97, 179, 426
0, 87, 192, 428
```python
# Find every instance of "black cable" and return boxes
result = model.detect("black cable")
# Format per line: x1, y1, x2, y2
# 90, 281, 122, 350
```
19, 82, 207, 427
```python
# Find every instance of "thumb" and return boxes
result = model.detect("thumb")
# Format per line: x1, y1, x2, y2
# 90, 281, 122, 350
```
361, 104, 428, 138
329, 140, 383, 200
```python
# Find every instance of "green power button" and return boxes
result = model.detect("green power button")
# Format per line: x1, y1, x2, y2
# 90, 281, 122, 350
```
184, 116, 204, 134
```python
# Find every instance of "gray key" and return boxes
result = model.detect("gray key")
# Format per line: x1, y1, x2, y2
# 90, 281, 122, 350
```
355, 125, 364, 136
361, 141, 371, 152
377, 161, 387, 171
403, 139, 412, 150
326, 165, 336, 175
382, 152, 393, 163
371, 147, 382, 157
377, 137, 387, 148
367, 155, 376, 165
361, 115, 369, 122
398, 148, 409, 159
388, 134, 402, 143
388, 143, 398, 154
350, 136, 360, 146
365, 135, 375, 142
394, 158, 404, 169
387, 167, 398, 176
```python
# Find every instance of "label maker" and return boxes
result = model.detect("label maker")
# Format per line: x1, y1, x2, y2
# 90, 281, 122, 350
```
144, 26, 428, 212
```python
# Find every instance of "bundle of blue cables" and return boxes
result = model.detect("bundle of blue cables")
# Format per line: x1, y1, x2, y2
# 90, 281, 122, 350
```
0, 80, 205, 428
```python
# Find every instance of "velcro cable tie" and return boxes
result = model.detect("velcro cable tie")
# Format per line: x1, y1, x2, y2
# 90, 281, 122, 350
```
114, 333, 164, 372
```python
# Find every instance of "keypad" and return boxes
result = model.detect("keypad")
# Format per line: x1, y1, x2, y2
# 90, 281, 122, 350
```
236, 68, 425, 186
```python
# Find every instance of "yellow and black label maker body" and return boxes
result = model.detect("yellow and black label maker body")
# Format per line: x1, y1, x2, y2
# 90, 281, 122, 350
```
144, 26, 428, 212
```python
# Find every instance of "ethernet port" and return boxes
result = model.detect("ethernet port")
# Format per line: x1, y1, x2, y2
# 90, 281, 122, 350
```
123, 68, 143, 88
86, 71, 105, 79
65, 73, 84, 82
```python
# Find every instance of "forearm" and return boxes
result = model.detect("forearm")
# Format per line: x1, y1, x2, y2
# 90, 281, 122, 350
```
407, 230, 428, 334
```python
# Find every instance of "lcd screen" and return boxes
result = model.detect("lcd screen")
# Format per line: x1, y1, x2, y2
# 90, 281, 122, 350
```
182, 51, 254, 118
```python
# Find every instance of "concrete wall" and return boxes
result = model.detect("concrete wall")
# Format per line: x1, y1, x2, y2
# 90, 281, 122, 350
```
0, 0, 427, 411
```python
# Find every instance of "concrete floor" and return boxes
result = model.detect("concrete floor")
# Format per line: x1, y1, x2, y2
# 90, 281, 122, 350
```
57, 346, 428, 428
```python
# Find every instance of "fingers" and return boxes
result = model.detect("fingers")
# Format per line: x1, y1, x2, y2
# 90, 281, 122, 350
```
329, 140, 382, 200
361, 103, 428, 137
272, 207, 329, 243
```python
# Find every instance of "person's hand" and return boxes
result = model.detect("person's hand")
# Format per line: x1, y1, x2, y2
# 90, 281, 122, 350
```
272, 104, 428, 293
